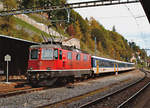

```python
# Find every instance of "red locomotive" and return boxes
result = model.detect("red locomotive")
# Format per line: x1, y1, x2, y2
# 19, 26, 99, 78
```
27, 44, 91, 86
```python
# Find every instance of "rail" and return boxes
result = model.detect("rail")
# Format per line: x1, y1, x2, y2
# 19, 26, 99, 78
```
117, 81, 150, 108
79, 69, 146, 108
0, 87, 48, 98
117, 69, 150, 107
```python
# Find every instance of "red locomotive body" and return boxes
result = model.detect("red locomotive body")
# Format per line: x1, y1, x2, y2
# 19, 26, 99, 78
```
27, 44, 92, 86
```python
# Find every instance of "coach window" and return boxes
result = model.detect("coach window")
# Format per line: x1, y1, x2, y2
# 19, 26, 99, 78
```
76, 54, 80, 60
59, 50, 62, 60
101, 61, 105, 67
95, 60, 97, 67
54, 49, 58, 59
67, 52, 72, 60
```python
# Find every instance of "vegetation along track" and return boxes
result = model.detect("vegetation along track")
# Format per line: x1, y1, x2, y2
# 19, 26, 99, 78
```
80, 69, 150, 108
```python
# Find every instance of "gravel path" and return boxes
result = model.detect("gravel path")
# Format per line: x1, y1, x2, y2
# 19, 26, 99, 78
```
0, 70, 144, 108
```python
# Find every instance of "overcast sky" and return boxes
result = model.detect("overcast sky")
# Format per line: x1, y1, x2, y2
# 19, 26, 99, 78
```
67, 0, 150, 55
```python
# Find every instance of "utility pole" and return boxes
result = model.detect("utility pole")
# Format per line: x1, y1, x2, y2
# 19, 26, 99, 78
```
66, 8, 70, 23
95, 37, 97, 56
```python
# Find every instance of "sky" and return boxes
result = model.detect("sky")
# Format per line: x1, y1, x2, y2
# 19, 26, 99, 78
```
67, 0, 150, 55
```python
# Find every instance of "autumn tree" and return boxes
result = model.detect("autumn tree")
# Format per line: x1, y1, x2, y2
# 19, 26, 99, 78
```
3, 0, 17, 9
74, 21, 83, 39
67, 24, 75, 36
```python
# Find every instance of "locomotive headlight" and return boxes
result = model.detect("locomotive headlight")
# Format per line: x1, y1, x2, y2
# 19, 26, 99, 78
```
30, 67, 33, 70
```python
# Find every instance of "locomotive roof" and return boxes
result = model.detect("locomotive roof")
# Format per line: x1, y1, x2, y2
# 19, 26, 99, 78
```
92, 56, 134, 65
30, 44, 89, 54
30, 44, 62, 48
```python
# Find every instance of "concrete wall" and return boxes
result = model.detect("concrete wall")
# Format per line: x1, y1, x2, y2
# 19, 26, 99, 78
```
15, 14, 63, 37
62, 38, 80, 49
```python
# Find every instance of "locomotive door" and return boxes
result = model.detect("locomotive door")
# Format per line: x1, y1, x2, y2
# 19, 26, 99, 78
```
58, 50, 63, 69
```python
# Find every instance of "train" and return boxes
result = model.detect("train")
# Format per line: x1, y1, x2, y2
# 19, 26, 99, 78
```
27, 44, 135, 86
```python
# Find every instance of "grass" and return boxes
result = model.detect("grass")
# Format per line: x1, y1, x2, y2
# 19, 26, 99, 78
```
14, 16, 50, 37
27, 13, 51, 26
27, 13, 69, 38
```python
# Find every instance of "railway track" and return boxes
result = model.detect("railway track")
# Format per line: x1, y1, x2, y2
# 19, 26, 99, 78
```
0, 71, 124, 99
79, 69, 150, 108
0, 70, 145, 108
117, 69, 150, 108
117, 82, 150, 108
35, 70, 146, 108
0, 86, 48, 98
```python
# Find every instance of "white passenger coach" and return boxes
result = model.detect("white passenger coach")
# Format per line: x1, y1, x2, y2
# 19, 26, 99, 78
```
91, 56, 135, 74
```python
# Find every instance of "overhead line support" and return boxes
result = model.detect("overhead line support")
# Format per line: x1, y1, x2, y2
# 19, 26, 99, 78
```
0, 0, 140, 16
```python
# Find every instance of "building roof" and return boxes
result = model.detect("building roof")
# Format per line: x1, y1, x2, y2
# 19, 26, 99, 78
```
0, 35, 39, 45
140, 0, 150, 23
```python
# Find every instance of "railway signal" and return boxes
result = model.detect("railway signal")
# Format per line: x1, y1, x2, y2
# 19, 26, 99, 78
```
4, 54, 11, 83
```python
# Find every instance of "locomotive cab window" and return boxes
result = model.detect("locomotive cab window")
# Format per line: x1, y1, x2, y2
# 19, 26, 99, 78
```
42, 49, 53, 60
54, 49, 58, 59
30, 49, 38, 59
76, 54, 80, 60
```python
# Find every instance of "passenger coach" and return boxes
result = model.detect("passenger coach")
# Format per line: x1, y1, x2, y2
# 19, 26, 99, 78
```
91, 56, 135, 74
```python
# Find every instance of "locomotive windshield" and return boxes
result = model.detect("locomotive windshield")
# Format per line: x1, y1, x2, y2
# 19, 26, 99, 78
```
42, 49, 53, 60
30, 49, 38, 59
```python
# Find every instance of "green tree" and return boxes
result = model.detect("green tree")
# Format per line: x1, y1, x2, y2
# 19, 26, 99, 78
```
22, 0, 37, 8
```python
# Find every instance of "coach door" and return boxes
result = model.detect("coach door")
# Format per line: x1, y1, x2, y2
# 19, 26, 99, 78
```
96, 60, 99, 74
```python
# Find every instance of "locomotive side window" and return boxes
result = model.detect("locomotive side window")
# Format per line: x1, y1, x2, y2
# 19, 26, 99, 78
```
30, 49, 38, 59
76, 54, 80, 60
59, 50, 62, 60
83, 55, 87, 61
67, 52, 72, 60
42, 49, 53, 60
54, 49, 58, 59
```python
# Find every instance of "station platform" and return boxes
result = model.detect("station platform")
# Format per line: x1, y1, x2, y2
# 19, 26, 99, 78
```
0, 75, 26, 81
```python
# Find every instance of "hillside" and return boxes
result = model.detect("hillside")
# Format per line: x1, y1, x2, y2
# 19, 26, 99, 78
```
0, 0, 147, 64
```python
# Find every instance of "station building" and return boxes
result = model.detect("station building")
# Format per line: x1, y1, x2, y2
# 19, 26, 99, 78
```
0, 35, 38, 76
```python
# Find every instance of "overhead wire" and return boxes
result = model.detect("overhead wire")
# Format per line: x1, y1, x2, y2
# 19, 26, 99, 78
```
124, 3, 148, 55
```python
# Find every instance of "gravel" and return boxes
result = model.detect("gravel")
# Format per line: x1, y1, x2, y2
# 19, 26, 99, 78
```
0, 70, 145, 108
